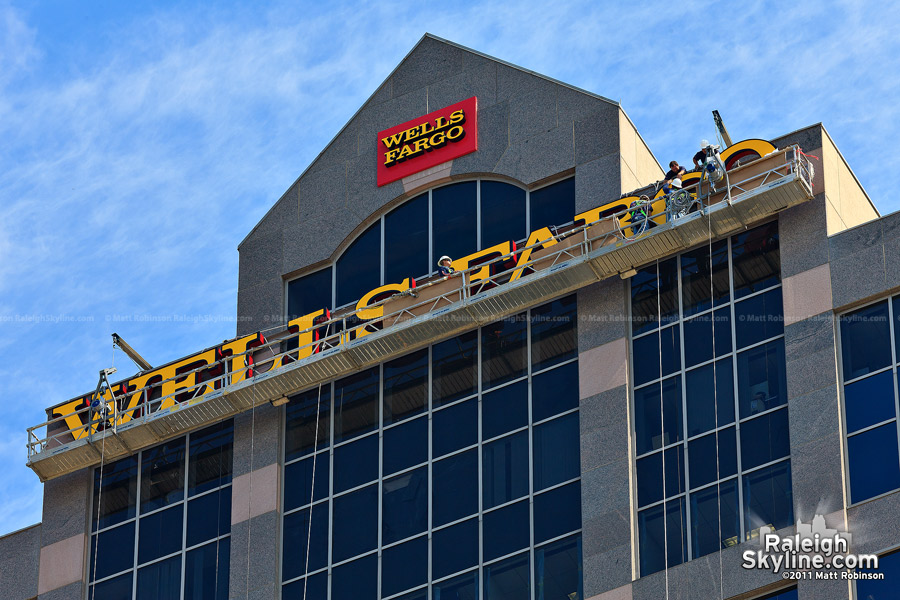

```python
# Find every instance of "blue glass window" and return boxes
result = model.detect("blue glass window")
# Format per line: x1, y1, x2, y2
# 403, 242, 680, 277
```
690, 480, 739, 559
136, 555, 181, 600
383, 416, 427, 476
433, 570, 478, 600
432, 331, 478, 407
856, 549, 900, 599
138, 504, 183, 564
848, 423, 900, 503
634, 376, 683, 455
336, 220, 381, 308
90, 573, 132, 600
530, 178, 574, 233
731, 221, 779, 299
534, 536, 582, 600
484, 552, 530, 600
737, 339, 788, 418
683, 308, 731, 368
332, 485, 378, 562
285, 386, 331, 461
483, 500, 529, 561
742, 461, 793, 539
140, 438, 185, 513
632, 325, 680, 386
482, 314, 527, 389
433, 398, 477, 457
331, 553, 377, 600
531, 295, 577, 371
688, 427, 737, 489
283, 503, 329, 580
685, 359, 734, 437
433, 181, 477, 264
334, 367, 379, 442
740, 409, 790, 470
630, 258, 678, 335
532, 361, 578, 422
284, 453, 329, 510
188, 421, 233, 496
433, 450, 478, 526
681, 239, 729, 316
93, 455, 138, 531
481, 181, 526, 249
282, 571, 327, 600
483, 431, 529, 509
186, 487, 231, 548
482, 380, 528, 439
432, 519, 478, 579
382, 467, 428, 544
383, 349, 427, 425
184, 538, 229, 600
382, 536, 428, 598
534, 481, 581, 544
533, 413, 580, 490
734, 287, 784, 349
91, 521, 135, 580
636, 446, 684, 508
638, 498, 687, 576
287, 267, 333, 318
385, 192, 429, 283
841, 301, 892, 380
333, 433, 378, 493
844, 371, 896, 433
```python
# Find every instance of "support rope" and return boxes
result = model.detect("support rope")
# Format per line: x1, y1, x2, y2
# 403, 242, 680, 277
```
246, 363, 257, 600
705, 186, 726, 600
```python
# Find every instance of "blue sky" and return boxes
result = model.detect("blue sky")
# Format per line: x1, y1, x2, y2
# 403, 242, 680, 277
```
1, 0, 897, 534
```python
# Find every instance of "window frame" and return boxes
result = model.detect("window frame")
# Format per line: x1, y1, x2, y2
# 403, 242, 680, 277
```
279, 297, 582, 600
837, 295, 900, 507
87, 421, 234, 600
628, 221, 791, 576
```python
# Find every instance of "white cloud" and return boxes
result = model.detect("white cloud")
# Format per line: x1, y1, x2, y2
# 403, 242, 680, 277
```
2, 0, 899, 535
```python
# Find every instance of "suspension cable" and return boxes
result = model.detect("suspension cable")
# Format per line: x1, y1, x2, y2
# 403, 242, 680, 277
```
705, 183, 726, 600
246, 363, 257, 600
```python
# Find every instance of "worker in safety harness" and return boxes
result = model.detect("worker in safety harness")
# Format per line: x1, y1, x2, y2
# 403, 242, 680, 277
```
437, 255, 455, 276
693, 139, 722, 173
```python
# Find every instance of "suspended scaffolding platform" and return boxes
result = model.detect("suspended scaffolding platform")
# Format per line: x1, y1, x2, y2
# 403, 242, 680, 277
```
26, 146, 814, 482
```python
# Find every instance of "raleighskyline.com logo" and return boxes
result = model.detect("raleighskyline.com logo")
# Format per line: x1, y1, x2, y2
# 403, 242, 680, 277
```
742, 515, 883, 581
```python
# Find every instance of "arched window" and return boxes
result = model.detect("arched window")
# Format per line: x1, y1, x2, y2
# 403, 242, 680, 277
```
287, 177, 574, 313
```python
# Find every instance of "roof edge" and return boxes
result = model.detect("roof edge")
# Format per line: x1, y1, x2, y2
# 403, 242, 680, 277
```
239, 33, 622, 249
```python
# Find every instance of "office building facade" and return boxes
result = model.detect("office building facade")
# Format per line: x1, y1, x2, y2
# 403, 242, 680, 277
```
7, 35, 900, 600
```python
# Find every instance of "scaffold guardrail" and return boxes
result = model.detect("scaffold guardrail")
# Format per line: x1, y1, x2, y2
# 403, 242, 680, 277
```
26, 145, 814, 481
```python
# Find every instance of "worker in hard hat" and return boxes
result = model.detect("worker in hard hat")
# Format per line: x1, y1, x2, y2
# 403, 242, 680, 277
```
693, 139, 721, 172
437, 255, 455, 276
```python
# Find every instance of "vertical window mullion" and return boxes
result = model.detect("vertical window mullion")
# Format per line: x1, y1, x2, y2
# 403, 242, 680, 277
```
180, 435, 190, 600
132, 451, 142, 600
727, 236, 747, 541
526, 308, 535, 600
427, 344, 434, 599
477, 324, 484, 600
428, 190, 434, 275
476, 180, 482, 251
377, 364, 384, 599
675, 254, 693, 561
887, 299, 900, 497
